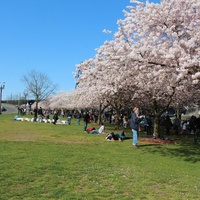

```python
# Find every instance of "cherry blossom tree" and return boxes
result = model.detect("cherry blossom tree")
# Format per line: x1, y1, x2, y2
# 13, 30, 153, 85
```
74, 0, 200, 137
115, 0, 200, 136
34, 0, 198, 137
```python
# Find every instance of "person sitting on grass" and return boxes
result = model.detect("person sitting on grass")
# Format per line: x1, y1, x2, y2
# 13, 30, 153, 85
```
89, 123, 105, 134
105, 130, 132, 141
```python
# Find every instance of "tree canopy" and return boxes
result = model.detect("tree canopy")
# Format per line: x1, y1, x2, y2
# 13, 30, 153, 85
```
74, 0, 199, 107
38, 0, 200, 135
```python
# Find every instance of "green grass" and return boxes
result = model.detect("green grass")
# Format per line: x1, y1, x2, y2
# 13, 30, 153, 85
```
0, 114, 200, 199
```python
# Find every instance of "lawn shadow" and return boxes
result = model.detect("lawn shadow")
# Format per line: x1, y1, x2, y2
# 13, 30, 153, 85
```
140, 140, 200, 163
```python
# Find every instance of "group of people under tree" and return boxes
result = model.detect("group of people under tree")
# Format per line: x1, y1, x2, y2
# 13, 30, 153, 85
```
33, 106, 58, 124
83, 106, 200, 146
161, 114, 200, 144
100, 110, 154, 136
17, 105, 31, 115
22, 104, 200, 145
31, 106, 82, 125
181, 115, 200, 144
84, 119, 132, 142
83, 107, 143, 147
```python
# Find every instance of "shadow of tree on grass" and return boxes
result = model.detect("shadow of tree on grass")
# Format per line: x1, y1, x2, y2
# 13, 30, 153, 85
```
139, 140, 200, 163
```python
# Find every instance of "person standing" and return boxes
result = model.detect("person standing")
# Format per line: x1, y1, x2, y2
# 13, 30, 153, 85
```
146, 115, 153, 135
76, 112, 81, 125
194, 116, 200, 144
165, 115, 172, 135
67, 112, 72, 125
84, 111, 90, 132
173, 115, 181, 135
53, 110, 59, 125
38, 107, 44, 122
189, 115, 197, 134
61, 109, 65, 118
130, 107, 143, 147
33, 107, 37, 122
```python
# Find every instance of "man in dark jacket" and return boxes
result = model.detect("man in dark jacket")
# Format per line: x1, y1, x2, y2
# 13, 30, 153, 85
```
130, 107, 143, 147
84, 111, 90, 132
38, 107, 44, 122
33, 107, 37, 122
194, 116, 200, 144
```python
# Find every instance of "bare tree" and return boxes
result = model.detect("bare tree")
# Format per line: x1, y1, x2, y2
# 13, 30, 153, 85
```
21, 70, 58, 115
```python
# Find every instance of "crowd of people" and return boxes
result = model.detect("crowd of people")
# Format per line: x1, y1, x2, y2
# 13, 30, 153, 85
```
162, 115, 200, 135
14, 106, 200, 145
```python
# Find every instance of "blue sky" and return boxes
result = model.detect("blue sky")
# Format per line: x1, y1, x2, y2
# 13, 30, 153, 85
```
0, 0, 160, 100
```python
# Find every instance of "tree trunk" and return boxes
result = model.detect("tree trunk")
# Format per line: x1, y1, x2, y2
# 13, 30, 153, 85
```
98, 103, 108, 125
35, 97, 39, 118
98, 103, 102, 124
153, 114, 159, 138
152, 100, 163, 138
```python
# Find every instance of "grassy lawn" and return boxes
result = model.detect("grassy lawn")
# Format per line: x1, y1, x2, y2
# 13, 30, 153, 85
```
0, 114, 200, 199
